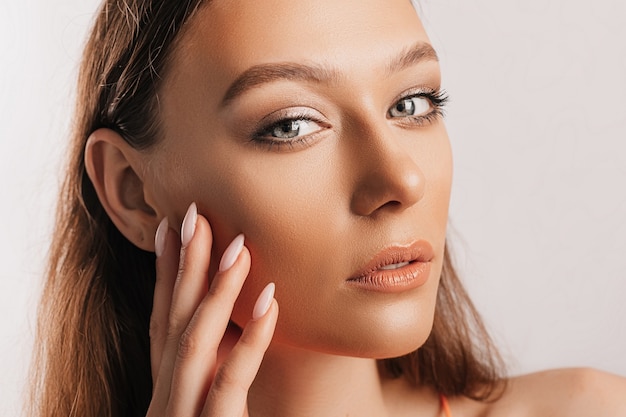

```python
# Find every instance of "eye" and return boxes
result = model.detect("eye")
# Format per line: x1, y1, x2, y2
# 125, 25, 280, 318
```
265, 118, 323, 140
251, 108, 330, 151
386, 89, 449, 127
389, 96, 431, 118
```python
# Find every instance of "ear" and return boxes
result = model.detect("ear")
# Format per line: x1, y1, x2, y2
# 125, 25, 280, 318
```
84, 128, 160, 252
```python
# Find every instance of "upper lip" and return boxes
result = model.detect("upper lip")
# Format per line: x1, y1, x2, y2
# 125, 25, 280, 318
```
348, 240, 435, 280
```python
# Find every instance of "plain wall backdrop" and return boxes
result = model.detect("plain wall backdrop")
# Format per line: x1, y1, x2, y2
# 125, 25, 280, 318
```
1, 0, 625, 415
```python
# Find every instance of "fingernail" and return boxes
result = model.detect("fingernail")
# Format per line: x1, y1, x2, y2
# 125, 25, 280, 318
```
253, 283, 275, 320
219, 234, 245, 272
181, 202, 197, 247
154, 217, 168, 257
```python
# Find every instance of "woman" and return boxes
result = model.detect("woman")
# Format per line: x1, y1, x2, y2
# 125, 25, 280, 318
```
31, 0, 626, 416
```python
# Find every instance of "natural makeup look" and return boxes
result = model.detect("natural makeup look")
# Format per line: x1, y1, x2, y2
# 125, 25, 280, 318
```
86, 0, 451, 415
157, 0, 452, 357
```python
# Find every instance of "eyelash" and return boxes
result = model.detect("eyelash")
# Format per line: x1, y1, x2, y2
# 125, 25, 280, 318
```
251, 88, 449, 150
397, 88, 449, 126
252, 111, 327, 151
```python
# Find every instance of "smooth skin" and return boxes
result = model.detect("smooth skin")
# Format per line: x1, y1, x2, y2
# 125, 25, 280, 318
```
83, 0, 626, 415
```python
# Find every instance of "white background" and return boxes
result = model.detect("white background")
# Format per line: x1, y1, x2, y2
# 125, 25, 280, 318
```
1, 0, 625, 415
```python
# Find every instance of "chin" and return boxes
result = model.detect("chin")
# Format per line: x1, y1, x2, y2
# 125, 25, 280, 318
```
354, 320, 435, 360
347, 295, 438, 359
272, 302, 436, 360
326, 327, 433, 360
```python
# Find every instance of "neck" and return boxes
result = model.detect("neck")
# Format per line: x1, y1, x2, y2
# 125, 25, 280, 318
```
249, 344, 391, 417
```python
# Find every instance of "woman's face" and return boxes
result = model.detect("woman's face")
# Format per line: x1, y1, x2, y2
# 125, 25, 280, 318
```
147, 0, 452, 358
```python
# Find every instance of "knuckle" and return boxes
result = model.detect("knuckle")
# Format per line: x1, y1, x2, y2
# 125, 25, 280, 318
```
211, 363, 248, 395
176, 327, 198, 360
165, 311, 184, 340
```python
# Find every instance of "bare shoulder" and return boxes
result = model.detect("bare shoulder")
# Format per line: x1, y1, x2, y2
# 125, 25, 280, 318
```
470, 368, 626, 417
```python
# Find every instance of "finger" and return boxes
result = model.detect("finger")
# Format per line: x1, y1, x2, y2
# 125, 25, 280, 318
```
201, 290, 278, 417
169, 203, 214, 333
151, 204, 213, 410
216, 323, 243, 369
167, 238, 252, 416
149, 217, 181, 384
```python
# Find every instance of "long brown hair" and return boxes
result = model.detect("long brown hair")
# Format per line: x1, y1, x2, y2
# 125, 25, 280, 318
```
30, 1, 505, 416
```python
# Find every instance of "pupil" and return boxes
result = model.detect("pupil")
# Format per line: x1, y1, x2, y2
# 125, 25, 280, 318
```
281, 122, 294, 133
394, 99, 415, 116
275, 121, 299, 138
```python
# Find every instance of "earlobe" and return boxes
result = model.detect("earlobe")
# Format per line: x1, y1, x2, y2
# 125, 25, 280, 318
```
84, 128, 160, 252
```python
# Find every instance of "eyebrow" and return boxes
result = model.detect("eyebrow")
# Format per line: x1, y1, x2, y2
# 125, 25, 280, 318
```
220, 41, 438, 107
386, 41, 439, 74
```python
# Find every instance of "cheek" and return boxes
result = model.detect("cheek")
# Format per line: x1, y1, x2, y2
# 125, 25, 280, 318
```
149, 137, 346, 330
421, 129, 453, 228
192, 149, 345, 328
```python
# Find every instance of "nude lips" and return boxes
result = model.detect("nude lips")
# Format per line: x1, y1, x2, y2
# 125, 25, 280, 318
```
346, 240, 434, 293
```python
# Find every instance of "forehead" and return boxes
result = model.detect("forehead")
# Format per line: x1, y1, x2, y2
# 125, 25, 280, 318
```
175, 0, 428, 73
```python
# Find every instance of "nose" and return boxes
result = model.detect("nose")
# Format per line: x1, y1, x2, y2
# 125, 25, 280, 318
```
349, 127, 426, 217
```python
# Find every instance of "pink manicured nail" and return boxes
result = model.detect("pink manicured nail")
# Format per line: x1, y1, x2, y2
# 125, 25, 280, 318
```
154, 217, 168, 257
253, 283, 275, 320
219, 234, 245, 272
181, 203, 197, 247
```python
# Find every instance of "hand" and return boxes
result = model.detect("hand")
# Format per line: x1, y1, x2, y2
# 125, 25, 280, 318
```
146, 203, 278, 417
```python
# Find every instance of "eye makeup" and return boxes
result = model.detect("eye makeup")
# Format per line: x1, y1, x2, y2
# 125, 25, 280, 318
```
388, 87, 449, 127
246, 86, 448, 151
251, 109, 330, 151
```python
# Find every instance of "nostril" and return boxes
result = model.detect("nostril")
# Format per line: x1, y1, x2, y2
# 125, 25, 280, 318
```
380, 200, 402, 211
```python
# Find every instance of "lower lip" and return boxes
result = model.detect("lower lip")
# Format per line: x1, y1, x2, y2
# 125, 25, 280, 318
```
346, 261, 432, 293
